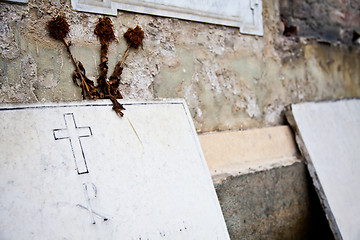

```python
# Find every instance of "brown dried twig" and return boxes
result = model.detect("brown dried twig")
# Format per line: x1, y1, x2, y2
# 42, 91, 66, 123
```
109, 25, 144, 116
94, 17, 125, 116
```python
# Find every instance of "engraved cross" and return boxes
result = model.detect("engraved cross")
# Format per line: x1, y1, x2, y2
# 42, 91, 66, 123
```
53, 113, 92, 174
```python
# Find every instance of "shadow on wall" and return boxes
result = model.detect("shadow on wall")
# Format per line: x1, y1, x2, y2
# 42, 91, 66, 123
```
279, 0, 360, 44
215, 162, 334, 240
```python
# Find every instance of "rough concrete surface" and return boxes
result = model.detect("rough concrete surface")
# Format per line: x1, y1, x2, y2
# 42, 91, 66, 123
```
0, 0, 359, 132
215, 162, 334, 240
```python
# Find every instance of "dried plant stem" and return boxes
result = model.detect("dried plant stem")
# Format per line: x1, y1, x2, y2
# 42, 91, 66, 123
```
61, 39, 90, 93
109, 45, 130, 82
97, 43, 110, 98
120, 45, 131, 68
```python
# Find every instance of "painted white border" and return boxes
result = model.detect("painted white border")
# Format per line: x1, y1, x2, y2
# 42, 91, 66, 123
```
71, 0, 263, 36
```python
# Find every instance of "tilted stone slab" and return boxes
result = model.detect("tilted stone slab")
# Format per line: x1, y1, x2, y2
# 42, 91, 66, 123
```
286, 99, 360, 240
0, 99, 230, 240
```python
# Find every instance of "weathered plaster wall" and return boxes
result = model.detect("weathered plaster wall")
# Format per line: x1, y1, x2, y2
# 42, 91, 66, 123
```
1, 0, 359, 132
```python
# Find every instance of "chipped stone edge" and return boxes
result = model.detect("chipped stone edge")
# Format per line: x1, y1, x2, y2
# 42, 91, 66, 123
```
285, 104, 343, 240
0, 98, 186, 109
211, 156, 301, 184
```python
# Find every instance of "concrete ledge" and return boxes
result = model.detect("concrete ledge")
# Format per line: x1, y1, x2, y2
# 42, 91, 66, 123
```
199, 126, 334, 239
199, 125, 301, 182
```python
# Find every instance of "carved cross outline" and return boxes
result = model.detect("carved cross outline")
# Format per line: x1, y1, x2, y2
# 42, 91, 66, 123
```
53, 113, 92, 174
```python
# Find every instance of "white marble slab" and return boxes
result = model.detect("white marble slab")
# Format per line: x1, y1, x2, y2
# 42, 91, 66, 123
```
287, 99, 360, 240
0, 99, 230, 240
71, 0, 263, 36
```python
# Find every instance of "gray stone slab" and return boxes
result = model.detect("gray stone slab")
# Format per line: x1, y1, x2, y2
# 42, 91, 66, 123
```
286, 99, 360, 240
0, 99, 230, 240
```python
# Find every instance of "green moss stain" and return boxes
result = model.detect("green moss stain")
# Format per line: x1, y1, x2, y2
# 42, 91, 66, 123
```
155, 48, 195, 98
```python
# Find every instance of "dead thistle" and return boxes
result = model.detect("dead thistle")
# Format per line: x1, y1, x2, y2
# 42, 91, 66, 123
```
48, 15, 70, 41
110, 26, 144, 87
124, 25, 145, 49
94, 17, 116, 45
94, 16, 125, 116
47, 15, 145, 117
48, 15, 98, 100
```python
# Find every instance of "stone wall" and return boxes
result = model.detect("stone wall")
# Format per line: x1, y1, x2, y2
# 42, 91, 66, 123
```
280, 0, 360, 44
1, 0, 359, 133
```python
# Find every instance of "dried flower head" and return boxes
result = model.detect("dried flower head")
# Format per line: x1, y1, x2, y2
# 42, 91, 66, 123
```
124, 25, 144, 49
48, 15, 70, 41
94, 17, 116, 45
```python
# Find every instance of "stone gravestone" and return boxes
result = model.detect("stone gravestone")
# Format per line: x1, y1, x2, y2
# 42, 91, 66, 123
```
0, 99, 230, 240
287, 99, 360, 240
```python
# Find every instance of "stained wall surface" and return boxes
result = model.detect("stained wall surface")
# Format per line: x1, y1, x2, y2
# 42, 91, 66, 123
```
1, 0, 359, 132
